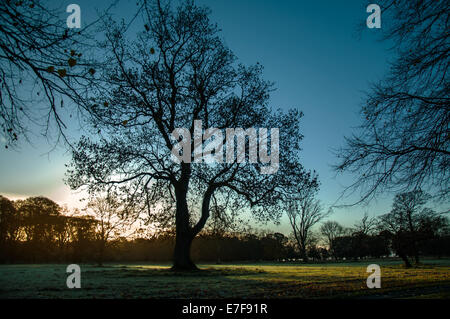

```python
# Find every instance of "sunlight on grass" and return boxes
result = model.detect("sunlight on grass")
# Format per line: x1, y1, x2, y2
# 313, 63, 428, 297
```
1, 259, 449, 299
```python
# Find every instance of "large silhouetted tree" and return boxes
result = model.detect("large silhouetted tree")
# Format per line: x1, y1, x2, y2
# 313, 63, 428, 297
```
335, 0, 449, 202
66, 0, 315, 270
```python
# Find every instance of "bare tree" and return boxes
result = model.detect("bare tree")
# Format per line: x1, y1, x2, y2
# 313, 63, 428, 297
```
287, 184, 329, 262
335, 0, 449, 203
66, 0, 314, 270
85, 194, 135, 266
352, 213, 377, 236
377, 190, 444, 267
319, 220, 344, 260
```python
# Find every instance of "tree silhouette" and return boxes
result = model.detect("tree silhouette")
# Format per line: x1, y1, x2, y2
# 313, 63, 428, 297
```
14, 196, 61, 242
286, 182, 327, 262
352, 213, 377, 236
85, 194, 135, 266
0, 195, 19, 261
13, 196, 63, 261
66, 0, 315, 270
319, 220, 345, 260
335, 0, 449, 202
377, 190, 446, 267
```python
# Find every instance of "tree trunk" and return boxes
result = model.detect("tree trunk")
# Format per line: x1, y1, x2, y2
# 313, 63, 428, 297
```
407, 212, 420, 265
171, 185, 198, 271
411, 237, 420, 265
413, 252, 420, 265
171, 175, 214, 271
97, 241, 105, 267
172, 231, 197, 271
330, 241, 338, 261
398, 251, 412, 268
300, 245, 308, 263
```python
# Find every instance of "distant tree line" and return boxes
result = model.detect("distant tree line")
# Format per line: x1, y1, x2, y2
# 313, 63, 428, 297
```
0, 195, 98, 263
322, 191, 449, 267
0, 195, 299, 263
1, 193, 448, 264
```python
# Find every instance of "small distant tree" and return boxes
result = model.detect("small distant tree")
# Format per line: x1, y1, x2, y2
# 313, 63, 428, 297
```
286, 184, 329, 262
320, 220, 344, 260
261, 232, 288, 261
332, 235, 354, 260
66, 214, 97, 263
305, 230, 322, 261
378, 190, 446, 267
352, 213, 377, 236
85, 195, 135, 266
201, 199, 246, 264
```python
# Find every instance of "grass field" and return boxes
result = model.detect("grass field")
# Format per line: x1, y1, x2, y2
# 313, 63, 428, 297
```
1, 259, 449, 299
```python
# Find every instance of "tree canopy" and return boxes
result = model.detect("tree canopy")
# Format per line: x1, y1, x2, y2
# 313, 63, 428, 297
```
0, 0, 107, 147
335, 0, 449, 203
66, 0, 316, 270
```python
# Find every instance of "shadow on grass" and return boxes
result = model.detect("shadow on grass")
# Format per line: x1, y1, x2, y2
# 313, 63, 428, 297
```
1, 261, 448, 299
87, 266, 268, 278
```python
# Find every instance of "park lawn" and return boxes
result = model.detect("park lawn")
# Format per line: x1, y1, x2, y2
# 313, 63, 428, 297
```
0, 259, 449, 299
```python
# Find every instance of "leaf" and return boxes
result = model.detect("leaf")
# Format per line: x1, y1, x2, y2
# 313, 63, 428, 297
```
103, 102, 109, 107
122, 120, 128, 126
150, 48, 155, 54
57, 69, 67, 77
47, 66, 55, 73
68, 58, 77, 67
89, 68, 96, 75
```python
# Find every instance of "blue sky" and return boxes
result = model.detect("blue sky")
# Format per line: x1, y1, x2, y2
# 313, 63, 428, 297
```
0, 0, 400, 233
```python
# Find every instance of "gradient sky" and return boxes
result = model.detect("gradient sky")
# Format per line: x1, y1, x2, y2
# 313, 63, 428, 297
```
0, 0, 403, 234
